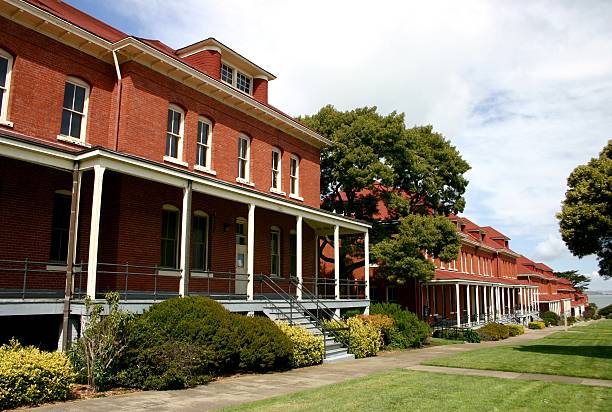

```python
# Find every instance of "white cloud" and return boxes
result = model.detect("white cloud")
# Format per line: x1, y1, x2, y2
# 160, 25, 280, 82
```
87, 0, 612, 273
533, 235, 567, 261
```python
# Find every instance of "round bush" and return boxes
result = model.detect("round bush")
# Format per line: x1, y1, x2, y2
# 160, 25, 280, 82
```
358, 314, 395, 347
541, 311, 560, 326
507, 324, 525, 337
528, 321, 546, 329
324, 317, 382, 358
0, 340, 75, 409
477, 323, 510, 341
276, 322, 324, 367
369, 303, 431, 348
234, 315, 292, 371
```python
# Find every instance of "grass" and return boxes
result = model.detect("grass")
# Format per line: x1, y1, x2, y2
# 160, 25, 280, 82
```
221, 369, 612, 412
424, 319, 612, 380
429, 337, 465, 345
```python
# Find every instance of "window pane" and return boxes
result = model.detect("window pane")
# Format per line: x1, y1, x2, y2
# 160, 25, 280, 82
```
199, 121, 209, 145
63, 82, 74, 110
221, 64, 233, 84
237, 72, 251, 94
0, 57, 7, 88
167, 109, 173, 133
60, 110, 72, 136
196, 145, 206, 166
73, 85, 85, 112
172, 110, 181, 135
69, 113, 82, 138
50, 194, 71, 262
239, 159, 246, 179
161, 210, 178, 268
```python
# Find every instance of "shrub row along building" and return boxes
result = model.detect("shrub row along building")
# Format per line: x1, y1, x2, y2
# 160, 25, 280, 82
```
0, 1, 586, 350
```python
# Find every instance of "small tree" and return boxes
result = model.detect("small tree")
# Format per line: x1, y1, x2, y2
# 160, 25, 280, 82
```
553, 270, 590, 292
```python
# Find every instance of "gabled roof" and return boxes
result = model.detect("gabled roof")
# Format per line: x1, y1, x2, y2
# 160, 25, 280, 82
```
481, 226, 510, 240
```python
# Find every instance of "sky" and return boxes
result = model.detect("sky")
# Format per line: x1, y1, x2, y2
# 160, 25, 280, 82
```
70, 0, 612, 290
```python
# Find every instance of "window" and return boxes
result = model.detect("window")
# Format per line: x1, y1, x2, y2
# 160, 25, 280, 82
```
236, 219, 247, 246
161, 206, 180, 268
59, 78, 89, 143
196, 117, 212, 170
237, 135, 250, 183
165, 105, 184, 161
271, 227, 281, 276
289, 155, 300, 197
49, 191, 71, 262
0, 49, 13, 125
192, 211, 209, 272
289, 230, 297, 276
220, 62, 252, 95
271, 148, 282, 192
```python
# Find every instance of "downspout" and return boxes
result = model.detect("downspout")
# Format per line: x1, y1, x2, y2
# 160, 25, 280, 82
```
112, 50, 123, 151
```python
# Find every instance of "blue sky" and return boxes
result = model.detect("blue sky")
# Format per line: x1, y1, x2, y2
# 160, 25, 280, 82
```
70, 0, 612, 290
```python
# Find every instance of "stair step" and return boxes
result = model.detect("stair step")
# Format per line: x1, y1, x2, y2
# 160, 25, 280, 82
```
323, 352, 355, 363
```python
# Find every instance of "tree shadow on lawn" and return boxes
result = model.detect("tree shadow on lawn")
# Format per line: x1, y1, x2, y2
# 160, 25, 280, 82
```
515, 345, 612, 359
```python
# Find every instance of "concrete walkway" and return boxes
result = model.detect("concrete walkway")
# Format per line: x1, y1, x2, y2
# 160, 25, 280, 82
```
32, 326, 602, 411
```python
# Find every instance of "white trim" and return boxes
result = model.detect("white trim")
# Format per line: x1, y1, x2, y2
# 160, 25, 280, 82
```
165, 104, 185, 162
196, 116, 213, 170
163, 155, 188, 167
0, 49, 13, 125
237, 134, 251, 183
158, 269, 182, 277
194, 165, 217, 175
271, 147, 282, 193
179, 45, 222, 57
191, 271, 214, 278
221, 60, 253, 95
289, 154, 300, 197
58, 76, 90, 145
289, 193, 304, 201
57, 134, 91, 148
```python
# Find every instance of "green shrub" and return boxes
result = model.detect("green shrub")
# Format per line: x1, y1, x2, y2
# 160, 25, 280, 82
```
358, 314, 396, 347
369, 303, 431, 348
598, 304, 612, 317
0, 340, 75, 409
528, 321, 546, 329
462, 328, 481, 343
541, 311, 560, 326
507, 324, 525, 336
276, 322, 324, 367
566, 316, 576, 326
234, 315, 291, 371
342, 308, 362, 319
477, 323, 510, 341
324, 317, 382, 358
432, 328, 480, 343
116, 296, 290, 390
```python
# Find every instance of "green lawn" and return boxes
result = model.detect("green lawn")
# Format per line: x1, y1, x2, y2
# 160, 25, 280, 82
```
221, 369, 612, 412
424, 320, 612, 380
429, 337, 465, 345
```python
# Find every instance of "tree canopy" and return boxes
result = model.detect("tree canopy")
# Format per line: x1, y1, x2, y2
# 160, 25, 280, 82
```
557, 140, 612, 279
553, 270, 590, 292
301, 105, 470, 283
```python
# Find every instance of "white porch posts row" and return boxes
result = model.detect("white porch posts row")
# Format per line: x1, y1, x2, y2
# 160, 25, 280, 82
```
86, 165, 105, 298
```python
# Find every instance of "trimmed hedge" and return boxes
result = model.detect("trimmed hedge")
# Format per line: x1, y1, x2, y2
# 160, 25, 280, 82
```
432, 328, 480, 343
116, 297, 291, 390
324, 317, 382, 358
507, 324, 525, 336
529, 321, 546, 329
370, 303, 431, 348
541, 311, 560, 326
477, 323, 510, 341
0, 340, 75, 409
276, 322, 324, 368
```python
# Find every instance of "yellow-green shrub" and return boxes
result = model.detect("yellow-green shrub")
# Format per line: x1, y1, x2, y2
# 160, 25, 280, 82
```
507, 324, 525, 336
276, 322, 324, 368
0, 340, 75, 409
324, 317, 382, 358
358, 314, 395, 347
528, 321, 546, 329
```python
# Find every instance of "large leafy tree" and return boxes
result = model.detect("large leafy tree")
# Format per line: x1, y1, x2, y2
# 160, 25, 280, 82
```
557, 140, 612, 279
301, 105, 470, 283
553, 270, 590, 292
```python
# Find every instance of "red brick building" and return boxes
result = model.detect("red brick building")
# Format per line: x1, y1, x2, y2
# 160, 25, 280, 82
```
0, 0, 369, 352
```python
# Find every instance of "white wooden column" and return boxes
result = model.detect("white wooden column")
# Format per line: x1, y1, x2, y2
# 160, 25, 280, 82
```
483, 285, 489, 321
334, 225, 340, 301
495, 287, 500, 319
364, 230, 370, 314
475, 285, 480, 324
501, 287, 506, 316
520, 288, 524, 314
86, 165, 105, 299
296, 215, 303, 301
246, 203, 255, 301
179, 181, 192, 297
466, 284, 471, 325
455, 283, 461, 326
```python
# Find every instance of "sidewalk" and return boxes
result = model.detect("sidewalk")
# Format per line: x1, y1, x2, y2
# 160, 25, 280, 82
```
32, 326, 575, 411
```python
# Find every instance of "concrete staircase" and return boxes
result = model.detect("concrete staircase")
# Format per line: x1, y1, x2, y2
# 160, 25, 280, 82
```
263, 302, 355, 363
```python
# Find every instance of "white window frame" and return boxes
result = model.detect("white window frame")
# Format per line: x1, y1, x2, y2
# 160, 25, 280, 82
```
163, 104, 187, 166
236, 134, 253, 185
270, 226, 281, 277
220, 61, 252, 95
289, 154, 302, 200
57, 76, 90, 147
0, 49, 13, 127
194, 116, 215, 175
270, 147, 284, 194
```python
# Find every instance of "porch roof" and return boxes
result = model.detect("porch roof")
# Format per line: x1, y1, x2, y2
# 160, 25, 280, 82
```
430, 270, 534, 287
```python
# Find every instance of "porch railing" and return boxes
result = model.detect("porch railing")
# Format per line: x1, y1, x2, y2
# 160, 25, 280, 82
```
0, 259, 85, 299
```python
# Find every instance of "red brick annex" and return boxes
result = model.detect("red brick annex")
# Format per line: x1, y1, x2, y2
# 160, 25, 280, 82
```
0, 1, 586, 353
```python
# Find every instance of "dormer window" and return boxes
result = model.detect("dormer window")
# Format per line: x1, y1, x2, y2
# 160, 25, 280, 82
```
221, 62, 252, 94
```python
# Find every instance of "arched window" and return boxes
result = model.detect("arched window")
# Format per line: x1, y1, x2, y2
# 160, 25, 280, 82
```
270, 226, 281, 276
59, 76, 90, 145
0, 48, 13, 125
165, 104, 185, 162
271, 147, 282, 193
161, 204, 180, 268
192, 211, 209, 272
195, 116, 213, 171
49, 190, 71, 262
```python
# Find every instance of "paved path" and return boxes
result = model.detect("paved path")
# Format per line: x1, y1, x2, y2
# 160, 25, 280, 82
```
32, 326, 584, 412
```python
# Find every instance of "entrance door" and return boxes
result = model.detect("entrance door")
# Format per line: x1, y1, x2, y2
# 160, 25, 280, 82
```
235, 219, 248, 295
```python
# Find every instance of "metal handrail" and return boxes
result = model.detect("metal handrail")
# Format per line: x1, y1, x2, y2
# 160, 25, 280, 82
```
288, 276, 343, 323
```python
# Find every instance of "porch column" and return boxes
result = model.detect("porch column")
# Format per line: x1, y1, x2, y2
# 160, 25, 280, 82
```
501, 287, 506, 316
466, 284, 471, 325
475, 285, 480, 324
520, 287, 524, 314
86, 165, 105, 299
483, 285, 488, 321
179, 181, 192, 297
507, 288, 511, 315
295, 215, 303, 301
334, 225, 340, 301
455, 283, 460, 326
364, 230, 370, 314
247, 203, 255, 301
495, 287, 500, 319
